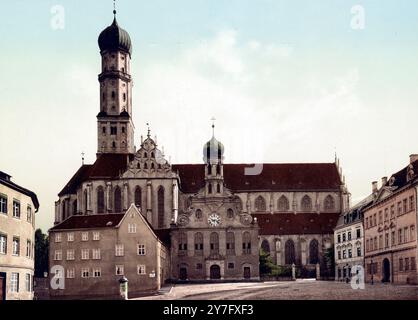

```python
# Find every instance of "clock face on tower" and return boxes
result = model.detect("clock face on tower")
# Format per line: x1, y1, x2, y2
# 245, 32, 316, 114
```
208, 214, 221, 227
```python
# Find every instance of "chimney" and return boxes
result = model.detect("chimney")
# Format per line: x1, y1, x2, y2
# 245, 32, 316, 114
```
410, 154, 418, 164
372, 181, 378, 193
382, 176, 387, 186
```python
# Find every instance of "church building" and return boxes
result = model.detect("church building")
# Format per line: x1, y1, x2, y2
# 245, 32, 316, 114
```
50, 9, 350, 296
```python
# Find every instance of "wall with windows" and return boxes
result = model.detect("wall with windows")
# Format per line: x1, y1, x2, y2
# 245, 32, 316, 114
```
0, 184, 36, 300
364, 186, 418, 284
334, 220, 364, 281
49, 205, 170, 299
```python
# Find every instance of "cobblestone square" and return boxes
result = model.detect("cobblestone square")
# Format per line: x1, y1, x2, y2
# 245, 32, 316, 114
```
136, 281, 418, 300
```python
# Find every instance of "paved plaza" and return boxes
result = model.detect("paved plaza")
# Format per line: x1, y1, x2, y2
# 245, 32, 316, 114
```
136, 280, 418, 300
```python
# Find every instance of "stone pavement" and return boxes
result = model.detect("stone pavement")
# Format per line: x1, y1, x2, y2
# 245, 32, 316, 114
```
134, 281, 418, 300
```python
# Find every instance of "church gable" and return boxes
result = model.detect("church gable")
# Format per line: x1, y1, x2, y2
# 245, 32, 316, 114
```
122, 136, 176, 179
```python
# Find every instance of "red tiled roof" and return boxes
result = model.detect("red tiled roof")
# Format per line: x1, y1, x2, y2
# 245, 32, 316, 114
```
49, 213, 125, 231
58, 153, 342, 196
173, 163, 342, 193
58, 154, 129, 196
253, 212, 339, 235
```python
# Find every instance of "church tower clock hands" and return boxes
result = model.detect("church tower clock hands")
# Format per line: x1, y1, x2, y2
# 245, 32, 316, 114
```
97, 8, 135, 155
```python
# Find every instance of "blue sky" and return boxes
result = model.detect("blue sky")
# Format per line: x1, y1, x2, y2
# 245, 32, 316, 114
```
1, 0, 418, 232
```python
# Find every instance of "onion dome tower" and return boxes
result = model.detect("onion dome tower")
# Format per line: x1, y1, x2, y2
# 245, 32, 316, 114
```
96, 7, 135, 155
203, 121, 225, 196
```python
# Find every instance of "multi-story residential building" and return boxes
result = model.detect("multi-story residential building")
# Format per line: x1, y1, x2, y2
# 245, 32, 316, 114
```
48, 204, 170, 299
364, 155, 418, 284
0, 171, 39, 300
334, 194, 373, 282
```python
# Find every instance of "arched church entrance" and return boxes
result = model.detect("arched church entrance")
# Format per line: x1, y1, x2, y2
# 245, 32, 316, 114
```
210, 265, 221, 280
179, 267, 188, 281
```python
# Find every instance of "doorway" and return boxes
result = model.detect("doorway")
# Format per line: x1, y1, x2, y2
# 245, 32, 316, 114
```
0, 272, 6, 301
179, 267, 188, 281
210, 265, 221, 280
243, 267, 251, 279
382, 258, 391, 283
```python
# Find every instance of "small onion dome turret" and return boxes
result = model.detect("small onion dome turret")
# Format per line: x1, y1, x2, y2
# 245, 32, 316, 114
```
98, 16, 132, 55
203, 136, 224, 164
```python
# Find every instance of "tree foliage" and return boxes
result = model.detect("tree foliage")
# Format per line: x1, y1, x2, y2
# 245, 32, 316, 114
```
34, 229, 49, 278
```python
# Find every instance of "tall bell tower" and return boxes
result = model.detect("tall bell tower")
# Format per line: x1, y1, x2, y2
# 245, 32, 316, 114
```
97, 8, 135, 155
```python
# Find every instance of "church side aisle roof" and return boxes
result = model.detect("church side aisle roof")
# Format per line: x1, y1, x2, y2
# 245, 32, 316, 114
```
254, 212, 338, 235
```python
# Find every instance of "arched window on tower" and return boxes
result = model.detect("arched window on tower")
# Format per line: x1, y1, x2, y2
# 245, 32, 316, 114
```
255, 196, 266, 212
242, 232, 252, 255
216, 164, 221, 175
178, 232, 187, 252
309, 239, 319, 264
194, 232, 203, 255
208, 184, 212, 194
114, 186, 122, 213
226, 232, 235, 255
210, 232, 219, 255
97, 186, 105, 214
285, 239, 296, 265
227, 208, 234, 219
301, 195, 312, 211
324, 195, 335, 211
208, 165, 212, 175
134, 186, 142, 209
112, 141, 116, 149
261, 239, 270, 254
111, 91, 115, 100
216, 184, 221, 193
157, 186, 165, 228
278, 195, 290, 211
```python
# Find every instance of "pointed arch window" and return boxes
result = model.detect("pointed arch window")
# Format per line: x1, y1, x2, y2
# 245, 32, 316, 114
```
216, 164, 221, 175
208, 184, 213, 194
194, 233, 203, 255
255, 196, 266, 212
324, 195, 335, 211
114, 186, 122, 213
285, 239, 296, 264
261, 239, 270, 254
301, 195, 312, 211
210, 232, 219, 255
134, 186, 142, 208
216, 184, 221, 193
157, 186, 165, 228
97, 186, 105, 213
208, 165, 212, 175
309, 239, 319, 264
111, 91, 115, 100
278, 195, 289, 211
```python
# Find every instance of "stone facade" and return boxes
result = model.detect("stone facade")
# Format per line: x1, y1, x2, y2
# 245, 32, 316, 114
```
0, 171, 39, 300
50, 12, 351, 297
364, 156, 418, 284
49, 205, 170, 299
334, 194, 373, 282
